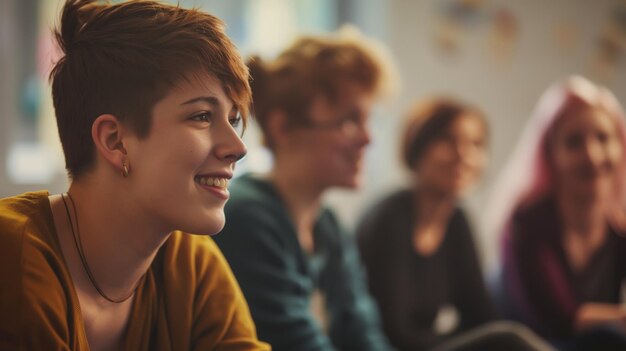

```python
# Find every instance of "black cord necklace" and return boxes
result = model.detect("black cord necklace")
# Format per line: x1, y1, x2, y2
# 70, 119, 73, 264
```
61, 192, 135, 304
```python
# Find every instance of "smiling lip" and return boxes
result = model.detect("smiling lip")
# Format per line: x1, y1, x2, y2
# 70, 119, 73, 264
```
197, 183, 230, 200
195, 173, 232, 200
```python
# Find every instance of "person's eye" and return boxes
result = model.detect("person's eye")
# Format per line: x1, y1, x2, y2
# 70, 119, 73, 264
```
441, 134, 455, 144
597, 131, 609, 144
229, 113, 242, 128
564, 134, 583, 149
347, 110, 365, 126
191, 111, 213, 123
230, 111, 245, 136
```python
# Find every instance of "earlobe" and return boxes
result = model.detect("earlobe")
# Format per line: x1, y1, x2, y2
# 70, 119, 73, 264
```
91, 114, 129, 175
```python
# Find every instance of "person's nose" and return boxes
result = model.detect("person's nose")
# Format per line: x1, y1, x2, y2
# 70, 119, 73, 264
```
449, 140, 468, 163
215, 124, 247, 163
582, 138, 604, 168
354, 120, 371, 147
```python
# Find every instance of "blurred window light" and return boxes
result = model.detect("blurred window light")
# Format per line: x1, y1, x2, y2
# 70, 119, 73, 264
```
243, 0, 336, 56
245, 0, 299, 56
7, 141, 57, 184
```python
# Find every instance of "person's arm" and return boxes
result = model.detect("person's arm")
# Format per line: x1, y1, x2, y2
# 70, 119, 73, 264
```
319, 213, 394, 351
450, 211, 496, 330
214, 203, 336, 351
573, 230, 626, 334
574, 303, 626, 332
0, 224, 80, 351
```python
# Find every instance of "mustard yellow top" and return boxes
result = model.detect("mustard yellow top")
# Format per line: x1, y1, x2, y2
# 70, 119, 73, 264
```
0, 191, 270, 351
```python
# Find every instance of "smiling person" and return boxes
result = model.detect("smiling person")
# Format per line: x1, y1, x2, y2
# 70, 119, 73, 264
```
356, 97, 553, 351
356, 98, 491, 350
213, 32, 395, 350
490, 76, 626, 350
0, 1, 269, 350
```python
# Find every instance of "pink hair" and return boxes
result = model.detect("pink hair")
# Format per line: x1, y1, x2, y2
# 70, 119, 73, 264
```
484, 75, 626, 247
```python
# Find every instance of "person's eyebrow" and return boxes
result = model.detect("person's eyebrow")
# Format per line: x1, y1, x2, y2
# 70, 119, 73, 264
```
180, 96, 220, 107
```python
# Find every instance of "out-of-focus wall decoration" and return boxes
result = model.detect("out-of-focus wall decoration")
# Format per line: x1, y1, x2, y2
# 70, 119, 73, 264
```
590, 2, 626, 83
488, 7, 518, 63
553, 20, 580, 54
433, 0, 519, 64
434, 0, 489, 57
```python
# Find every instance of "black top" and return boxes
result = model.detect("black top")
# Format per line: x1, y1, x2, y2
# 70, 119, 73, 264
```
504, 196, 626, 338
356, 190, 495, 351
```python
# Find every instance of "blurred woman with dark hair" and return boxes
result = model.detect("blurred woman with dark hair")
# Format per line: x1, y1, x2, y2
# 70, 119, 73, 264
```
357, 97, 553, 351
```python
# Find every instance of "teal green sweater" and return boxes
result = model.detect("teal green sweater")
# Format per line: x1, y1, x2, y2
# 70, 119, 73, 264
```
215, 174, 392, 351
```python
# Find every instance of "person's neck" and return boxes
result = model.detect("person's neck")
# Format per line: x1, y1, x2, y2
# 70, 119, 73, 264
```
413, 185, 456, 228
65, 178, 171, 303
409, 184, 457, 256
268, 161, 324, 251
556, 191, 607, 239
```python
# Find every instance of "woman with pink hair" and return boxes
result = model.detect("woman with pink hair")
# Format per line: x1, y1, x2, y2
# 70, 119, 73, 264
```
491, 76, 626, 349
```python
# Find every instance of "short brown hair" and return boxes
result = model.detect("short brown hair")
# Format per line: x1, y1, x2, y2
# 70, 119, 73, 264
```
247, 30, 393, 148
50, 0, 250, 178
402, 97, 487, 169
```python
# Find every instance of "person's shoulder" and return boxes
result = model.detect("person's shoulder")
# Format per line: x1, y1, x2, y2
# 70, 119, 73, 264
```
222, 173, 291, 239
0, 192, 76, 348
158, 232, 236, 287
317, 206, 340, 227
226, 174, 283, 214
0, 191, 55, 259
158, 233, 270, 350
229, 173, 274, 203
314, 207, 343, 244
512, 196, 553, 223
361, 189, 411, 221
162, 231, 223, 266
356, 189, 411, 236
0, 191, 50, 228
373, 188, 411, 211
509, 196, 558, 244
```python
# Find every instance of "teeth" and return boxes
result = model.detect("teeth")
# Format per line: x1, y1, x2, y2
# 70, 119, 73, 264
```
196, 176, 229, 188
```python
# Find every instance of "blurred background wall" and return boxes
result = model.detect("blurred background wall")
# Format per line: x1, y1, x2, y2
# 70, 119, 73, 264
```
1, 0, 625, 272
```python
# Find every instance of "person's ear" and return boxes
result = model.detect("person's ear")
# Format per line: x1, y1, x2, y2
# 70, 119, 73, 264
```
266, 109, 291, 148
91, 114, 129, 176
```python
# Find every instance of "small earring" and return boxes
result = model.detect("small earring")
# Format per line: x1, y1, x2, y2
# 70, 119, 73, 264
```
122, 160, 130, 177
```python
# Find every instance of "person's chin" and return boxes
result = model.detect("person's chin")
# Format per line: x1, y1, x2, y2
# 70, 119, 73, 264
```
339, 176, 362, 189
453, 179, 473, 195
590, 185, 613, 201
207, 220, 226, 235
184, 214, 225, 236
